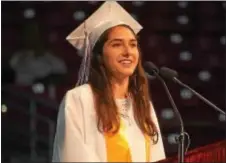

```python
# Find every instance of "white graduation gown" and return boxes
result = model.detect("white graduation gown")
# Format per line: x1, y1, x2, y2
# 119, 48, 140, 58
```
52, 84, 166, 162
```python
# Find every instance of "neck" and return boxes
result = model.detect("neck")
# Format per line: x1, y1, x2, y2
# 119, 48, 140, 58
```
110, 76, 130, 99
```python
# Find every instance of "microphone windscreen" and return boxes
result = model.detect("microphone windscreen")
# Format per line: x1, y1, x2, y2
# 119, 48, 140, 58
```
160, 67, 178, 80
145, 72, 156, 80
143, 61, 159, 76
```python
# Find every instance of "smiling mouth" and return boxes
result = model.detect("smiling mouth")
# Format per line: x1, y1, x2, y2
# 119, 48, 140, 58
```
119, 60, 132, 64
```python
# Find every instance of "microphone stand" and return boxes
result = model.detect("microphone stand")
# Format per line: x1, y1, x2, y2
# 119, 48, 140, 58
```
173, 77, 225, 115
153, 71, 186, 163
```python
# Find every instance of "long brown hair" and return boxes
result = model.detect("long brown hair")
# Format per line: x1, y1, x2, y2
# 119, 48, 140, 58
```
88, 25, 158, 144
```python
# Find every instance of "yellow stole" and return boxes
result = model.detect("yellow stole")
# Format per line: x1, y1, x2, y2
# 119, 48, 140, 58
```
104, 121, 150, 162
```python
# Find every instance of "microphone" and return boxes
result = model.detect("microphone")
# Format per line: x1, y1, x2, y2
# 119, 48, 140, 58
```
159, 67, 225, 115
144, 62, 187, 163
145, 72, 156, 81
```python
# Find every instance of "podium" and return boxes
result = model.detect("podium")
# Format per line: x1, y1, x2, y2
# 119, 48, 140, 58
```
158, 140, 226, 163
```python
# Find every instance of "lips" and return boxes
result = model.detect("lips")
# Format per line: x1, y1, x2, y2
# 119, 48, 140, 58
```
119, 59, 132, 64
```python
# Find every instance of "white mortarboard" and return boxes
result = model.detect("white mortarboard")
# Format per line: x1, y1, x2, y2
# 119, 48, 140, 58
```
66, 1, 143, 86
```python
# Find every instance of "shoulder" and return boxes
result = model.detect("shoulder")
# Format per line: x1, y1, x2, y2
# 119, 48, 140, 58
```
64, 84, 93, 105
57, 84, 93, 117
67, 83, 92, 97
149, 102, 156, 115
149, 101, 160, 124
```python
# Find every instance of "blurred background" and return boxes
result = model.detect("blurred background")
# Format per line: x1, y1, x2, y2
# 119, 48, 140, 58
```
1, 1, 226, 163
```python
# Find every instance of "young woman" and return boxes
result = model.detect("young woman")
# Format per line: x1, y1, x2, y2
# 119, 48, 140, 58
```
52, 1, 166, 162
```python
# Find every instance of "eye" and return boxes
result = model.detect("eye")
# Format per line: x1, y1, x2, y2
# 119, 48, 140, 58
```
130, 43, 137, 47
112, 43, 122, 47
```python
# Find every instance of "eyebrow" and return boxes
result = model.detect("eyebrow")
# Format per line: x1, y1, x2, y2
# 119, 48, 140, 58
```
109, 38, 137, 44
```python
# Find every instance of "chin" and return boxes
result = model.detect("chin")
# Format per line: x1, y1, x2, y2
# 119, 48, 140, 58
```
121, 70, 135, 77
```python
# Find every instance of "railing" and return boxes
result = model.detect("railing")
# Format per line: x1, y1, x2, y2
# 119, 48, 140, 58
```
2, 84, 59, 162
29, 100, 56, 162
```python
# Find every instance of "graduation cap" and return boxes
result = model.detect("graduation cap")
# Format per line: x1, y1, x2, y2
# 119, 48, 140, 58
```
66, 1, 143, 86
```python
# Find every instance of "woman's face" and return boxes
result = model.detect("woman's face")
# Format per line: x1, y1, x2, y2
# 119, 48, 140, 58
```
102, 25, 139, 79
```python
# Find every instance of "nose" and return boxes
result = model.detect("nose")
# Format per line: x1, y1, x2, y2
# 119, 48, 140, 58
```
122, 44, 133, 57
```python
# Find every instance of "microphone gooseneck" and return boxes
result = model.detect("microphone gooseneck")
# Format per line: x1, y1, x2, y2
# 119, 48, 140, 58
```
144, 62, 187, 163
160, 67, 226, 115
